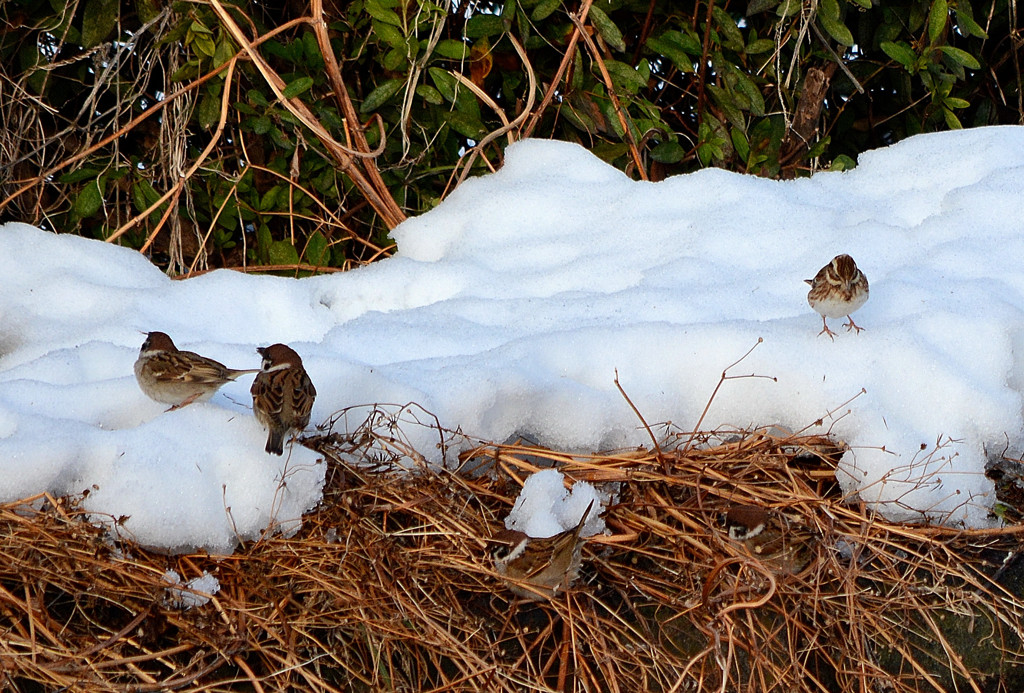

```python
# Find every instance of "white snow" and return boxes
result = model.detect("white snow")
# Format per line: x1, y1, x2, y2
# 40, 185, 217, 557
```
3, 125, 1024, 552
162, 569, 220, 609
504, 469, 605, 539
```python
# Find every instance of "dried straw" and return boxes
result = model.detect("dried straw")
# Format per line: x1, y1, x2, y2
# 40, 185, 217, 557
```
3, 403, 1024, 691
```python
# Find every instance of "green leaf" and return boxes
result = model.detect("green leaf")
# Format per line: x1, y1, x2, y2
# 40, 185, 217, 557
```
807, 135, 830, 159
252, 115, 272, 135
595, 92, 626, 138
571, 46, 584, 89
372, 19, 405, 49
829, 154, 856, 171
416, 84, 444, 104
927, 0, 947, 44
429, 67, 457, 101
603, 60, 647, 94
589, 142, 626, 165
434, 39, 469, 60
711, 7, 745, 53
189, 22, 217, 58
588, 6, 626, 52
746, 38, 775, 54
943, 96, 970, 109
304, 231, 329, 266
817, 0, 854, 46
248, 89, 269, 108
747, 0, 780, 15
646, 31, 699, 72
697, 116, 729, 166
360, 78, 404, 113
942, 106, 962, 129
955, 0, 988, 39
522, 32, 546, 49
637, 59, 651, 82
320, 109, 344, 132
776, 0, 801, 17
282, 76, 314, 99
131, 178, 163, 223
169, 60, 199, 82
532, 0, 561, 21
82, 0, 118, 48
364, 0, 402, 26
445, 109, 487, 139
939, 45, 980, 69
136, 0, 160, 24
213, 37, 235, 67
59, 168, 101, 184
590, 142, 630, 164
645, 36, 686, 71
466, 14, 505, 38
730, 127, 750, 162
650, 140, 685, 164
747, 152, 768, 170
260, 185, 283, 211
561, 101, 599, 135
707, 84, 744, 130
189, 19, 213, 35
75, 180, 103, 218
500, 0, 516, 23
302, 32, 323, 66
131, 177, 160, 210
268, 240, 300, 266
197, 90, 221, 129
880, 41, 917, 71
382, 47, 408, 71
733, 72, 765, 115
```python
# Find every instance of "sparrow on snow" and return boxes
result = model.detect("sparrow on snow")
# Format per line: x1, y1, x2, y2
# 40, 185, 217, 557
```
134, 331, 258, 410
250, 343, 317, 455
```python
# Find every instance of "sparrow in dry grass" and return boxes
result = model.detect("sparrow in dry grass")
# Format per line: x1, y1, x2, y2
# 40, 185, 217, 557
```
491, 501, 595, 601
250, 343, 316, 456
722, 505, 814, 575
135, 331, 258, 410
805, 254, 869, 339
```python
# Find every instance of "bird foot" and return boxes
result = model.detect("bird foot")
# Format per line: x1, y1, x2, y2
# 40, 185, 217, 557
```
844, 317, 865, 334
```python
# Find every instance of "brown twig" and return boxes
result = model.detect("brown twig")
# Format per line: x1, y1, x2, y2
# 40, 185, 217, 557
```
522, 0, 595, 139
568, 12, 648, 181
210, 0, 405, 229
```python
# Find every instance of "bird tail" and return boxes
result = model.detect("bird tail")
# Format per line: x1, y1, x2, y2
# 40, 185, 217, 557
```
266, 431, 284, 456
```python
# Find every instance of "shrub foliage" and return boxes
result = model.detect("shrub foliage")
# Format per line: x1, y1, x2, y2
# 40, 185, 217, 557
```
0, 0, 1018, 273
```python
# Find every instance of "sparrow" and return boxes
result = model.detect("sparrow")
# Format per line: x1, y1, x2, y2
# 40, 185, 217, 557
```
805, 254, 869, 339
491, 501, 595, 601
134, 331, 258, 410
250, 343, 317, 455
722, 505, 813, 575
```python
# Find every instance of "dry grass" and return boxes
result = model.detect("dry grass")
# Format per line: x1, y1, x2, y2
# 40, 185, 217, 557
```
3, 404, 1024, 691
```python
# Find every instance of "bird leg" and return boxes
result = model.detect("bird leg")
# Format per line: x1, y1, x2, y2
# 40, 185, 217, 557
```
165, 393, 202, 411
817, 316, 837, 341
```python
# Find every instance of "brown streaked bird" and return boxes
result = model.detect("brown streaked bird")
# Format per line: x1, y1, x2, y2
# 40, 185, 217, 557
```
805, 254, 869, 339
250, 343, 316, 456
491, 501, 595, 601
134, 331, 258, 410
722, 504, 814, 575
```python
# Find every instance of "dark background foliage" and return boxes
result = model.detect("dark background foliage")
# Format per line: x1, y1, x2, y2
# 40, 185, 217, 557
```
0, 0, 1019, 275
